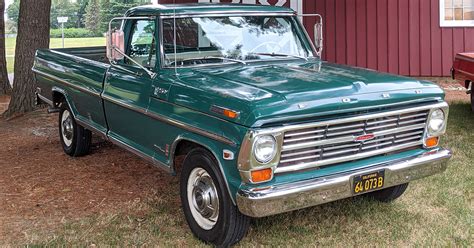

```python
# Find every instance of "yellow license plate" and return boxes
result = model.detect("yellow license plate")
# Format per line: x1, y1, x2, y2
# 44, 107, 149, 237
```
352, 170, 385, 194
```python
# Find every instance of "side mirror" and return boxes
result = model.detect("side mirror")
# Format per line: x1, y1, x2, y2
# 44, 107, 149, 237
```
313, 15, 323, 57
314, 23, 323, 52
106, 29, 125, 61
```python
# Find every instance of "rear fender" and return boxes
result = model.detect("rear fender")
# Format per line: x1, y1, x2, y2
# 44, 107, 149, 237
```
52, 86, 79, 118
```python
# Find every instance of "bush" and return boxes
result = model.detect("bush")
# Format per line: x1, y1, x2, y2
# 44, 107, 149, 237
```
50, 28, 103, 38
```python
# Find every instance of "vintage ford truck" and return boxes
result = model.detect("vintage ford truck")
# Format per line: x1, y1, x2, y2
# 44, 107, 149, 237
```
452, 52, 474, 111
34, 4, 452, 246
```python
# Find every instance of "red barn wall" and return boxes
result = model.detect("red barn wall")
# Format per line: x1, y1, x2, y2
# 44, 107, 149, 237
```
158, 0, 474, 76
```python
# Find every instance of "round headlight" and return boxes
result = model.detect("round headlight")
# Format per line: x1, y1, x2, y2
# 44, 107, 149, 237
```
253, 135, 277, 164
428, 109, 446, 134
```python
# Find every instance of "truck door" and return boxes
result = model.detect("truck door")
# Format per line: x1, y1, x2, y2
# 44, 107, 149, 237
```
103, 18, 160, 160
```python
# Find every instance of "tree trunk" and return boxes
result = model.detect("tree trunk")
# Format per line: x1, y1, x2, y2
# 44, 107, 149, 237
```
4, 0, 51, 117
0, 0, 12, 95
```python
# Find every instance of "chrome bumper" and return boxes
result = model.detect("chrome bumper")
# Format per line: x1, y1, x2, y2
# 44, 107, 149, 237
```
236, 148, 452, 218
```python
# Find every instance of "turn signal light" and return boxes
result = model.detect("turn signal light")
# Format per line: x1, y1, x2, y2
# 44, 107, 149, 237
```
251, 168, 273, 183
223, 109, 239, 119
425, 137, 439, 148
210, 105, 239, 119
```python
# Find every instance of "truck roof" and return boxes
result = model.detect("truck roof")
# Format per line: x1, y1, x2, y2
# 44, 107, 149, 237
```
126, 3, 295, 17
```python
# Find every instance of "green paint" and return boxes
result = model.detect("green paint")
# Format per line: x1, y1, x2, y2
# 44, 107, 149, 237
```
33, 4, 447, 203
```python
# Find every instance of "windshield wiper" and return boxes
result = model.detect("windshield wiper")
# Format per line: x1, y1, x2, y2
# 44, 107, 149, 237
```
204, 56, 247, 65
250, 52, 308, 61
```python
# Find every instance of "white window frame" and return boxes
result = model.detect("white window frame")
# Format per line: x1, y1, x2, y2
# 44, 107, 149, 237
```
440, 0, 474, 27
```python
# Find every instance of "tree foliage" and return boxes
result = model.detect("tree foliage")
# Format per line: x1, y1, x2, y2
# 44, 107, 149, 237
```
7, 0, 151, 33
84, 0, 101, 33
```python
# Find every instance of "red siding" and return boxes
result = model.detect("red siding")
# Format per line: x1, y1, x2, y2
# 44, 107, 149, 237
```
304, 0, 474, 76
163, 0, 474, 76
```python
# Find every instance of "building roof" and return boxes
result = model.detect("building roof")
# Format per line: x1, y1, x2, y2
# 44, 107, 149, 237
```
126, 3, 295, 16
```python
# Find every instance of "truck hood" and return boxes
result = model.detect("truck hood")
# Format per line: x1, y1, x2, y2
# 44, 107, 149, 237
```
170, 60, 445, 127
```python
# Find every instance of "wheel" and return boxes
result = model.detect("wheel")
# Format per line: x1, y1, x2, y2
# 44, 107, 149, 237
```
180, 148, 250, 247
366, 183, 409, 202
59, 104, 91, 157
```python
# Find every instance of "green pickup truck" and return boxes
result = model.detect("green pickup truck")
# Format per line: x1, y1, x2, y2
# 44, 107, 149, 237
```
34, 4, 452, 246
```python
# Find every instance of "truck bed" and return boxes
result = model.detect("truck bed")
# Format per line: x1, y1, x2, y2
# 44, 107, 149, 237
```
453, 52, 474, 87
33, 46, 111, 135
51, 46, 109, 63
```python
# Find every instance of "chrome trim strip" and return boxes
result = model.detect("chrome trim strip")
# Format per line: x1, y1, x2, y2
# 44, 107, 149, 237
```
252, 98, 443, 127
237, 148, 452, 217
36, 93, 53, 106
109, 135, 172, 173
75, 117, 108, 139
102, 95, 236, 146
32, 68, 101, 97
159, 12, 296, 18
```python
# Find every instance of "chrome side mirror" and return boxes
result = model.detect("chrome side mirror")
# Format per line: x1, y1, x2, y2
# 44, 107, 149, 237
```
106, 29, 125, 61
314, 15, 323, 57
298, 14, 324, 57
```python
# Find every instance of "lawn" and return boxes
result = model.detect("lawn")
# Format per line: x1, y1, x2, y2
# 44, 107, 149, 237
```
5, 37, 105, 73
2, 102, 470, 246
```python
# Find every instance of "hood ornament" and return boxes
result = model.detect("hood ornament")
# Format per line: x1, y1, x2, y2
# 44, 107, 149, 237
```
298, 104, 307, 109
382, 93, 391, 98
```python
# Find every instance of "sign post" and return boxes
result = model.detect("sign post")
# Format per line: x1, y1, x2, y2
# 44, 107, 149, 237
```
57, 17, 69, 48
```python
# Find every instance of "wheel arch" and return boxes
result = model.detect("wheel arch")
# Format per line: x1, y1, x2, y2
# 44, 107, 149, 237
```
171, 135, 240, 205
52, 87, 79, 118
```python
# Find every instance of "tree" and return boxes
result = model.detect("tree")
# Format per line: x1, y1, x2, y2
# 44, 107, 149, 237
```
84, 0, 101, 33
0, 0, 11, 95
76, 0, 89, 28
4, 0, 52, 117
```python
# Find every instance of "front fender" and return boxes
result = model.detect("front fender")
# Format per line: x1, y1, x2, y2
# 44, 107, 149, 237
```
171, 132, 243, 205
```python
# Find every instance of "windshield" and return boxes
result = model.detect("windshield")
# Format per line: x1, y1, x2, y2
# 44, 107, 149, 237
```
162, 16, 313, 67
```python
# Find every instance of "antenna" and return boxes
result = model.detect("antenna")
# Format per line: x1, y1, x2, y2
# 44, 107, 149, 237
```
173, 0, 178, 76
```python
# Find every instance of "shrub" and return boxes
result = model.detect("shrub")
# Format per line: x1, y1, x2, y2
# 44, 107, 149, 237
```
50, 28, 103, 38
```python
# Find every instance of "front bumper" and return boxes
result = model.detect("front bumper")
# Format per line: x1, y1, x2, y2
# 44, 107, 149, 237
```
237, 148, 452, 218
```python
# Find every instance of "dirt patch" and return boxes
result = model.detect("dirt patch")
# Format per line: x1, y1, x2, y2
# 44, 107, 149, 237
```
0, 95, 10, 113
0, 97, 181, 243
418, 77, 470, 103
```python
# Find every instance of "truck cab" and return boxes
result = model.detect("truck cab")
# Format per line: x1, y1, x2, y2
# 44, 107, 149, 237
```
34, 4, 452, 246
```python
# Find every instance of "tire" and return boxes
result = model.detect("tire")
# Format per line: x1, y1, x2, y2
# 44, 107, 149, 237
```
366, 183, 409, 202
58, 104, 92, 157
180, 148, 250, 247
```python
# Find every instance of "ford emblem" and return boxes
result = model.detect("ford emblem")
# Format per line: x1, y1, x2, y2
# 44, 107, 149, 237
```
354, 134, 376, 142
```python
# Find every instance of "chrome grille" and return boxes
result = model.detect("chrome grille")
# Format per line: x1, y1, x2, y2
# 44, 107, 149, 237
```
277, 110, 429, 173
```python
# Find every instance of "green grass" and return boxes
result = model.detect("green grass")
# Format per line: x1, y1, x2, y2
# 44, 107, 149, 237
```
15, 103, 473, 246
5, 37, 105, 73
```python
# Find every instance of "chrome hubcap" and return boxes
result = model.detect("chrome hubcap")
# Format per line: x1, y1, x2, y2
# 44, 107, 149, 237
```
187, 168, 219, 230
61, 110, 73, 147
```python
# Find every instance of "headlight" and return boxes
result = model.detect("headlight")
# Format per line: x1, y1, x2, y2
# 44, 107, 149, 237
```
428, 109, 446, 134
253, 135, 277, 164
